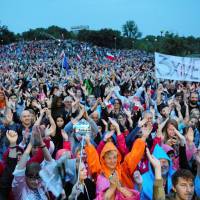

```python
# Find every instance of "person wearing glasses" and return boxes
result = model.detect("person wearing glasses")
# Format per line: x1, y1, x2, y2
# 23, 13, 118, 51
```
12, 126, 52, 200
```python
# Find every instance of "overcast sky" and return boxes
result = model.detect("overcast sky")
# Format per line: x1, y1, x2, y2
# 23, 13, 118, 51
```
1, 0, 200, 37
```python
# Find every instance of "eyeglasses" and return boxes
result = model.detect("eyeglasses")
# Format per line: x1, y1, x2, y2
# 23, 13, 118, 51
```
117, 117, 124, 120
26, 175, 41, 180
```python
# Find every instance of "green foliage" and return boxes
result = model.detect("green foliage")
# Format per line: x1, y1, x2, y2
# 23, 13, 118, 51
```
122, 20, 142, 39
0, 25, 16, 44
1, 23, 200, 56
46, 26, 72, 39
22, 28, 49, 40
77, 28, 121, 49
136, 32, 200, 56
120, 37, 134, 49
21, 26, 73, 41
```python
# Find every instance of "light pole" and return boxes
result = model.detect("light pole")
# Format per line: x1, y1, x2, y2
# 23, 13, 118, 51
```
132, 40, 134, 49
0, 21, 3, 44
145, 38, 149, 52
114, 37, 117, 50
154, 38, 158, 52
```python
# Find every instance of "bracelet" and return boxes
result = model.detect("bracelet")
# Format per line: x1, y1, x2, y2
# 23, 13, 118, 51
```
9, 146, 17, 149
40, 145, 46, 149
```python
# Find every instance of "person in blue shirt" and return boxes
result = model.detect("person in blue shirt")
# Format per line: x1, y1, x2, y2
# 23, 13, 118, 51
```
141, 144, 175, 200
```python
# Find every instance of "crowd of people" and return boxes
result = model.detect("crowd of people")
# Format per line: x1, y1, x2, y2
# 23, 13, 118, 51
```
0, 39, 200, 200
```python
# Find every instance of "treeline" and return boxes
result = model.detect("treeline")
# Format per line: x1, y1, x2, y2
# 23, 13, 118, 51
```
0, 21, 200, 56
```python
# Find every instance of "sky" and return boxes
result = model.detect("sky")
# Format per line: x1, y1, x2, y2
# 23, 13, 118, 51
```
1, 0, 200, 37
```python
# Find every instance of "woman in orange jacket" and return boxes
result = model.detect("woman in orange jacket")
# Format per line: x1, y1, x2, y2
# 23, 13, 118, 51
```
85, 119, 151, 199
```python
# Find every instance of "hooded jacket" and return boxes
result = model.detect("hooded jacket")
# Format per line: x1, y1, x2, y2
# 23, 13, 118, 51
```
85, 138, 146, 189
141, 144, 175, 200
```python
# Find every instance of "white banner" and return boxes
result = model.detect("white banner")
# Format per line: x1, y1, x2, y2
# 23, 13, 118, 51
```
155, 52, 200, 82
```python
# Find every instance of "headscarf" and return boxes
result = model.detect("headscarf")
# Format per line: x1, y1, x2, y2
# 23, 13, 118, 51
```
100, 141, 122, 181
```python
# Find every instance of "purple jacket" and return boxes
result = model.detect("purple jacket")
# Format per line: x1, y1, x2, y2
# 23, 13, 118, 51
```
12, 167, 48, 200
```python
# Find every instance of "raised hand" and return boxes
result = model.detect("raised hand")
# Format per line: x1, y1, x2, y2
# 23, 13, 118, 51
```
166, 138, 178, 146
101, 119, 108, 126
97, 97, 103, 105
40, 108, 46, 116
32, 101, 42, 110
6, 130, 18, 144
185, 127, 194, 145
26, 98, 31, 107
8, 99, 16, 111
146, 148, 161, 169
141, 123, 153, 140
81, 85, 87, 94
194, 149, 200, 165
133, 170, 143, 185
5, 109, 13, 125
171, 125, 186, 146
157, 117, 169, 138
108, 117, 120, 130
124, 108, 132, 118
68, 89, 75, 98
44, 125, 51, 137
45, 97, 52, 109
183, 98, 188, 108
174, 100, 181, 111
104, 131, 115, 142
44, 108, 51, 117
83, 107, 89, 120
138, 117, 148, 128
85, 134, 91, 145
61, 129, 68, 141
146, 147, 162, 181
31, 125, 45, 147
150, 106, 155, 116
101, 119, 108, 131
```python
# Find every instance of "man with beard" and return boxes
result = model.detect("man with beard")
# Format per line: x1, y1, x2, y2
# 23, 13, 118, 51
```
189, 92, 199, 113
141, 144, 175, 200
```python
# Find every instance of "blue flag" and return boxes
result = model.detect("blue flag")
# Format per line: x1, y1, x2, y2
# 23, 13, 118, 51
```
62, 55, 69, 71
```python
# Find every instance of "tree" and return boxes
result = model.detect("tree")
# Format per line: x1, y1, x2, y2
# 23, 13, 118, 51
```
77, 28, 121, 49
0, 25, 16, 44
77, 29, 92, 42
122, 20, 142, 39
22, 28, 49, 41
97, 29, 121, 48
160, 32, 185, 55
21, 26, 74, 41
46, 26, 72, 39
